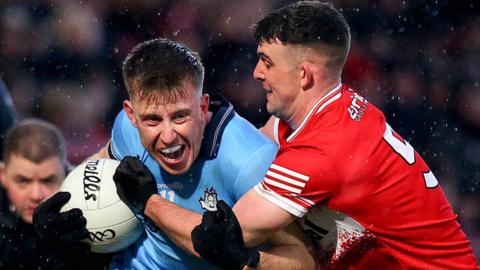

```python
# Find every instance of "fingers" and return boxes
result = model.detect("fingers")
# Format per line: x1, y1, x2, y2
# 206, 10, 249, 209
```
118, 156, 155, 179
114, 156, 141, 185
191, 225, 204, 250
201, 208, 221, 225
118, 156, 143, 175
54, 208, 84, 224
191, 225, 221, 260
59, 227, 90, 243
52, 209, 87, 233
124, 156, 142, 169
217, 200, 239, 225
216, 200, 244, 246
36, 192, 71, 216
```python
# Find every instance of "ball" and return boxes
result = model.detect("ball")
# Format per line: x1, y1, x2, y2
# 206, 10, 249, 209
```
300, 206, 366, 264
60, 159, 143, 253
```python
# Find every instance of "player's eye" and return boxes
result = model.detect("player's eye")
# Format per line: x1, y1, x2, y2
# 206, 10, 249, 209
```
173, 113, 188, 124
14, 177, 31, 186
144, 119, 159, 126
142, 116, 161, 126
42, 176, 61, 186
263, 60, 273, 70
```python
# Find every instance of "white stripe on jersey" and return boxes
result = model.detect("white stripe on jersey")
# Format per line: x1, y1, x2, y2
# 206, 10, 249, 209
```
264, 178, 302, 193
316, 92, 342, 114
270, 164, 310, 181
273, 117, 280, 145
294, 194, 315, 207
254, 183, 308, 217
266, 170, 306, 187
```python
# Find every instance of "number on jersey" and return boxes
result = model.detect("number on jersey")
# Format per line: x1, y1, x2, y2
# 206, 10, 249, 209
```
383, 123, 438, 188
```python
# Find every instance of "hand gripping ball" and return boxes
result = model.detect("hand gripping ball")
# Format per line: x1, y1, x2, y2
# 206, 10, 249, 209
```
60, 159, 143, 253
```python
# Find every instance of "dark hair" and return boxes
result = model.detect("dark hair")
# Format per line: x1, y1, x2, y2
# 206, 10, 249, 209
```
122, 38, 205, 103
254, 1, 351, 70
3, 118, 67, 165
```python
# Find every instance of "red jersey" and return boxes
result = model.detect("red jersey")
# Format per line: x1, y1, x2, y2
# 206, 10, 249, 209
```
255, 84, 478, 269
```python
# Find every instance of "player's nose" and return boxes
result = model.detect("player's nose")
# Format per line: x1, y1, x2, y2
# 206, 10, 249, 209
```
253, 61, 265, 81
30, 183, 46, 202
159, 124, 177, 145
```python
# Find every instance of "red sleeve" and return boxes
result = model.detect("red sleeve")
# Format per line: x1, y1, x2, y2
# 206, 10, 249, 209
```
255, 146, 341, 217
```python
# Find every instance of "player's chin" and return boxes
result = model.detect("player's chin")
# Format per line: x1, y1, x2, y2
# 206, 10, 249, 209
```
162, 162, 191, 175
21, 212, 34, 224
157, 153, 192, 175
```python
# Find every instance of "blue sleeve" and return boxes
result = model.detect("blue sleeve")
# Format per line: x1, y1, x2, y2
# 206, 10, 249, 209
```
232, 143, 277, 201
109, 110, 144, 160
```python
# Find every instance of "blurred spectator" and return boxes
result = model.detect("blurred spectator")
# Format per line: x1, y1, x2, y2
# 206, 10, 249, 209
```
0, 0, 478, 257
0, 79, 17, 160
0, 119, 111, 269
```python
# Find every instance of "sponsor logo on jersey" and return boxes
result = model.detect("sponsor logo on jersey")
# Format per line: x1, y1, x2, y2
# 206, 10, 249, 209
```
347, 92, 368, 121
199, 187, 218, 211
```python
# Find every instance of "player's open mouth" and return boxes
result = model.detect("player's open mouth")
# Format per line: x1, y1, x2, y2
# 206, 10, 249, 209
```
266, 90, 273, 98
159, 145, 185, 160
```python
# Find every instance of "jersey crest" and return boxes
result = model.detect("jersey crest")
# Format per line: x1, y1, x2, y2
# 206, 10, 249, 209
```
199, 187, 218, 211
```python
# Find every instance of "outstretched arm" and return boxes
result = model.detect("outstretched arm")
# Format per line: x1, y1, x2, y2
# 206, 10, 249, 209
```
114, 157, 316, 269
145, 194, 201, 255
257, 223, 316, 270
146, 195, 316, 269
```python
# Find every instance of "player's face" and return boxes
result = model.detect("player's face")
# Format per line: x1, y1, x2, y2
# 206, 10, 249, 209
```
253, 41, 302, 121
125, 84, 209, 175
0, 154, 65, 224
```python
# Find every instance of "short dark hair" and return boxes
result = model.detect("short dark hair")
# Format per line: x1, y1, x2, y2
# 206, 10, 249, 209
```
3, 118, 67, 165
122, 38, 205, 103
254, 1, 351, 70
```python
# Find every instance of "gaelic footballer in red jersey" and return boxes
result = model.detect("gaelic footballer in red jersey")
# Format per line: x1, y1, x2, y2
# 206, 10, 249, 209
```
256, 84, 478, 268
191, 2, 479, 269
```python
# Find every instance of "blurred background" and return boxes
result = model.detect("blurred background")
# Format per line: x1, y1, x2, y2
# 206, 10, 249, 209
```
0, 0, 478, 256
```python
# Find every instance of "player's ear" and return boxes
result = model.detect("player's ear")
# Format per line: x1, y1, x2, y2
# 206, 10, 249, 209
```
300, 63, 314, 90
200, 93, 209, 114
123, 100, 138, 128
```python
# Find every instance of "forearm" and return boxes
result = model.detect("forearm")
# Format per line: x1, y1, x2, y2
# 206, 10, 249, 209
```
257, 248, 315, 270
234, 189, 296, 247
144, 194, 202, 256
255, 224, 317, 270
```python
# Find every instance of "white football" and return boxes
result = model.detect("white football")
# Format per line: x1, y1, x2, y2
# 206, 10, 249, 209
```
60, 159, 143, 253
299, 206, 366, 263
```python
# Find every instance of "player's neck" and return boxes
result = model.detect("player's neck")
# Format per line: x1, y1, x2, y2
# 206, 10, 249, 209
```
288, 79, 341, 130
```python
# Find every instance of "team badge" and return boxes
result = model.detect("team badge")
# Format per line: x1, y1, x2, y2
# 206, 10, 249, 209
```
199, 187, 218, 211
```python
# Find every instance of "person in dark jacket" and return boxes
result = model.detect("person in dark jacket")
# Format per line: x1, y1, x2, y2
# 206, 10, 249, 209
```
0, 119, 111, 269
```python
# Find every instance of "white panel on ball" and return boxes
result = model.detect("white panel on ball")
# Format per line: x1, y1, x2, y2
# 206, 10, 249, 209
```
60, 159, 143, 253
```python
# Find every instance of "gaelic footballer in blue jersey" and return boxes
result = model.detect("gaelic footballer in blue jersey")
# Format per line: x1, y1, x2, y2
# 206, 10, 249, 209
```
91, 38, 317, 269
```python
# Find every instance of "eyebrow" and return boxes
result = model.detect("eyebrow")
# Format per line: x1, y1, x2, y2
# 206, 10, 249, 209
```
40, 175, 58, 182
139, 108, 192, 120
258, 52, 273, 63
13, 174, 57, 182
174, 109, 192, 115
139, 113, 162, 120
14, 175, 31, 182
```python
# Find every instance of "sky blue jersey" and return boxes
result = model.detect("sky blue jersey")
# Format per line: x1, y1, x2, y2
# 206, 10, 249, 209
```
108, 96, 277, 270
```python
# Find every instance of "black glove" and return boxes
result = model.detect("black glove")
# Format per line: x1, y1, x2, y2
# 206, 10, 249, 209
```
192, 200, 260, 270
113, 156, 158, 214
33, 192, 90, 254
